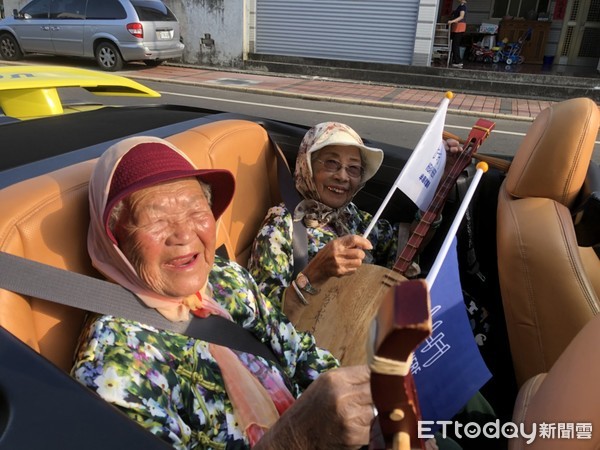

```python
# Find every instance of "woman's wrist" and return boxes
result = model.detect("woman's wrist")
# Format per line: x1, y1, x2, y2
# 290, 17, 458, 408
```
282, 285, 308, 324
290, 280, 309, 305
298, 266, 314, 285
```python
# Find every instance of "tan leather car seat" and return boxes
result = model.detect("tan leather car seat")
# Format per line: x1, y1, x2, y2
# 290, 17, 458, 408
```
497, 97, 600, 386
0, 119, 283, 372
509, 312, 600, 449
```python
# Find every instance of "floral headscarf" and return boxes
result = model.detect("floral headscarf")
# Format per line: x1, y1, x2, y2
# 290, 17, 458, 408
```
293, 122, 383, 235
88, 136, 234, 322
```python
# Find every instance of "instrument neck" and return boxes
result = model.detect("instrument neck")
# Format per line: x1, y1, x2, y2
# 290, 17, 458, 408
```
393, 143, 475, 275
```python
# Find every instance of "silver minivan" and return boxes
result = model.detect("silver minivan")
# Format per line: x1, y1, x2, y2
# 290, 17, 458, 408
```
0, 0, 184, 71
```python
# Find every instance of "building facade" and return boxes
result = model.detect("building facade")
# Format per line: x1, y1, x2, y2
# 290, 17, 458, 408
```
4, 0, 599, 70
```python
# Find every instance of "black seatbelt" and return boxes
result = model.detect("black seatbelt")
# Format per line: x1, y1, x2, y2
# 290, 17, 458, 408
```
269, 134, 309, 277
0, 251, 280, 367
455, 166, 486, 282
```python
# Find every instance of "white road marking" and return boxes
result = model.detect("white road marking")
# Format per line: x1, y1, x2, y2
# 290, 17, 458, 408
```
159, 90, 600, 145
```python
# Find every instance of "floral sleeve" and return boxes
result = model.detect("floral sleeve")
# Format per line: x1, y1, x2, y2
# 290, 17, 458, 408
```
211, 255, 339, 395
71, 256, 339, 449
72, 317, 212, 450
370, 217, 400, 268
349, 205, 400, 269
247, 204, 294, 308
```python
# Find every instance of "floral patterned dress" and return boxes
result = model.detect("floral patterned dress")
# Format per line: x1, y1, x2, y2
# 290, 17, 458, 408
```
247, 202, 399, 307
71, 255, 338, 449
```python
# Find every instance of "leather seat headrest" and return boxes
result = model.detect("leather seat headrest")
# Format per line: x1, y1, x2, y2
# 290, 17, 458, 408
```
505, 97, 599, 209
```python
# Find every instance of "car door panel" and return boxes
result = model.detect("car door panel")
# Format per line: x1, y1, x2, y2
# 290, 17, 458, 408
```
50, 20, 84, 55
49, 0, 85, 55
14, 0, 54, 54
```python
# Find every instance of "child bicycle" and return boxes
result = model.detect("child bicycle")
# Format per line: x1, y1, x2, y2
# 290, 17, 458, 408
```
492, 28, 532, 65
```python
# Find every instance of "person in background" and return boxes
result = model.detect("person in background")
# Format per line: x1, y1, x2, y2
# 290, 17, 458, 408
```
448, 0, 468, 68
71, 136, 374, 449
247, 122, 502, 450
248, 121, 462, 323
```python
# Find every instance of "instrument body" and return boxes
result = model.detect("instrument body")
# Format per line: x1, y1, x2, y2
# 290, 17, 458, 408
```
295, 264, 404, 365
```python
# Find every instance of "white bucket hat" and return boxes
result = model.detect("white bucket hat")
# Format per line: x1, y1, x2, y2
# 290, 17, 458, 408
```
302, 122, 384, 182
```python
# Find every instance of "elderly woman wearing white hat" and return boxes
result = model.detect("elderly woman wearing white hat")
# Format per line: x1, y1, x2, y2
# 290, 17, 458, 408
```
248, 122, 462, 321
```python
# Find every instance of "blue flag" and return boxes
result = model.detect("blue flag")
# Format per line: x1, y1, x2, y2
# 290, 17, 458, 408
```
411, 237, 491, 423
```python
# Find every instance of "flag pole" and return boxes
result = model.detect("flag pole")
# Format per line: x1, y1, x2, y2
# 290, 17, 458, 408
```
362, 92, 453, 239
426, 162, 489, 287
362, 187, 398, 238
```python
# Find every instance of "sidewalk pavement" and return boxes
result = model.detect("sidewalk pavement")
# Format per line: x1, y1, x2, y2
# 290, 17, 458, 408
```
122, 63, 562, 122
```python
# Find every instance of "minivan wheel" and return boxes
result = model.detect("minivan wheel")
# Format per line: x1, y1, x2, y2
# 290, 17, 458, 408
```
95, 42, 123, 71
0, 34, 23, 61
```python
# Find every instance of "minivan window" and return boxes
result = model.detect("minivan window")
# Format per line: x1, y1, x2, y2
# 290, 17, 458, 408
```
21, 0, 50, 19
85, 0, 127, 20
131, 0, 176, 21
50, 0, 65, 19
50, 0, 85, 19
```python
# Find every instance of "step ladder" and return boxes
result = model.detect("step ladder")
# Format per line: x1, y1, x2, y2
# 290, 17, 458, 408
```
432, 23, 452, 67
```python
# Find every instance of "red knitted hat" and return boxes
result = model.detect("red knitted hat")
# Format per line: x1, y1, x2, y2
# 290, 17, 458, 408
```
104, 142, 235, 240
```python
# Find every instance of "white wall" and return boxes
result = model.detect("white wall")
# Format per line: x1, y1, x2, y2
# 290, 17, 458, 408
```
164, 0, 244, 67
4, 0, 23, 16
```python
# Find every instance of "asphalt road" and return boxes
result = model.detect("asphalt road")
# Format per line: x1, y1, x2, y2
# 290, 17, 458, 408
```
64, 80, 555, 161
5, 54, 599, 161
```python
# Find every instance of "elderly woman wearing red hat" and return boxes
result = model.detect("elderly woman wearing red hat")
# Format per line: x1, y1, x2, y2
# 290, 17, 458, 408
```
248, 122, 462, 322
71, 136, 373, 449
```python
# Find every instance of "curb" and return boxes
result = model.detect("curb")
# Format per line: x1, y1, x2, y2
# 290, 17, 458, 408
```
128, 72, 535, 123
0, 59, 538, 122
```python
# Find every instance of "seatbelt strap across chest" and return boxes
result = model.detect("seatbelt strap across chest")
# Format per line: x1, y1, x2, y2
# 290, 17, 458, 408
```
0, 251, 280, 367
270, 134, 309, 277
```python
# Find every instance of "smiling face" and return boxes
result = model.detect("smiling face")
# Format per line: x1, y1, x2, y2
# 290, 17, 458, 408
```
114, 177, 216, 298
312, 145, 363, 209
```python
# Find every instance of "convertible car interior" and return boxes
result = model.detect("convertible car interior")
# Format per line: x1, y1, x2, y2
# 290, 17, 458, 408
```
0, 119, 291, 372
497, 97, 600, 449
0, 97, 599, 448
497, 97, 600, 386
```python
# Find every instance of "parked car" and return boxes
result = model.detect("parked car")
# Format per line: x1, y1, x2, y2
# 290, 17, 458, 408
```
0, 66, 599, 449
0, 0, 184, 71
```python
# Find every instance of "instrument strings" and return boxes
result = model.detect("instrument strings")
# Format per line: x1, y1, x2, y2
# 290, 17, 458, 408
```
392, 138, 477, 276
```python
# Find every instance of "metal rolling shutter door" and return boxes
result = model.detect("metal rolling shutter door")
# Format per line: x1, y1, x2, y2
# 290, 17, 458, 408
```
255, 0, 419, 65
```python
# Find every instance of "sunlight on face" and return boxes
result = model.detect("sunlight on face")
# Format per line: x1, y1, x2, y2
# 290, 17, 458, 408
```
312, 145, 363, 209
114, 178, 216, 297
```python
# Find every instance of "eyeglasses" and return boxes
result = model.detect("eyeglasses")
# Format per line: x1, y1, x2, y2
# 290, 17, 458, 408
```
314, 159, 364, 179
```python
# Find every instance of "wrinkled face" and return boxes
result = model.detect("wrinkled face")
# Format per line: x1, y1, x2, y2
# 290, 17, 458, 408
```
312, 145, 363, 209
114, 178, 216, 297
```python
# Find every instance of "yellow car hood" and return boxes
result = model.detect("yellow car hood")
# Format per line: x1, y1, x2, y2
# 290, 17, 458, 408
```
0, 65, 160, 119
